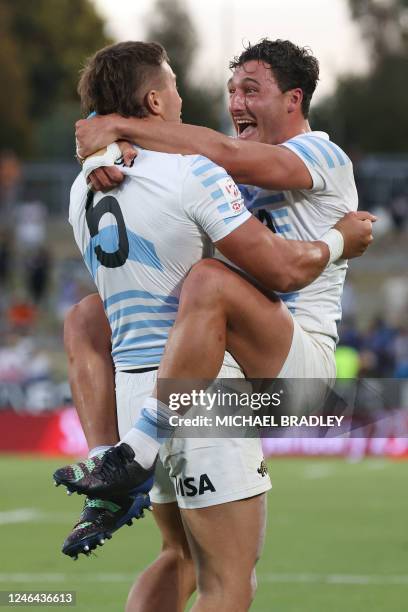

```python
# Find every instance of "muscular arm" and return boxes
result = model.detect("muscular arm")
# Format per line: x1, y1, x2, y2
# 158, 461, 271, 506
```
76, 115, 312, 190
215, 217, 328, 293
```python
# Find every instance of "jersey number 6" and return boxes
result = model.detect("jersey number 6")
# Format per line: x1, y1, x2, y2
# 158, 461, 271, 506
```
85, 191, 129, 268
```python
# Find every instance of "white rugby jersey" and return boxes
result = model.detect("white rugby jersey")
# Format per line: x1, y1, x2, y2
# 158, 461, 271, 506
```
69, 151, 250, 371
240, 131, 358, 345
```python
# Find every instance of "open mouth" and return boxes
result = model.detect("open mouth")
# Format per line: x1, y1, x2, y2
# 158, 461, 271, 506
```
235, 119, 257, 136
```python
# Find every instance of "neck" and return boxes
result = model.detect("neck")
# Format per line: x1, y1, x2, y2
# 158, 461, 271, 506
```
274, 118, 311, 145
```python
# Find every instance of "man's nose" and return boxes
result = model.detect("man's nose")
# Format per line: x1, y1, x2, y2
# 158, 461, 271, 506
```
229, 90, 246, 113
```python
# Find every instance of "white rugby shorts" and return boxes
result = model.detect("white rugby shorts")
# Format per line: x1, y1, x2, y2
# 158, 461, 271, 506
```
115, 359, 272, 510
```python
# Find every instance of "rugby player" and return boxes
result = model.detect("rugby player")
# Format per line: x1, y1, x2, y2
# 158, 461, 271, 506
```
58, 40, 373, 611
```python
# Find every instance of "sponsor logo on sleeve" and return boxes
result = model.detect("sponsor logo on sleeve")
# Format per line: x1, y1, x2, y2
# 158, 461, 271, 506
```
217, 177, 245, 215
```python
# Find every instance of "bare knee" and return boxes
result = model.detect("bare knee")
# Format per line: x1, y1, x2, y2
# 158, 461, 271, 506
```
125, 545, 195, 612
197, 569, 256, 612
64, 293, 111, 358
180, 259, 230, 310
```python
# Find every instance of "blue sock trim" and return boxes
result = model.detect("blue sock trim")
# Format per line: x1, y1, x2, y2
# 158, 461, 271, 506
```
134, 408, 174, 443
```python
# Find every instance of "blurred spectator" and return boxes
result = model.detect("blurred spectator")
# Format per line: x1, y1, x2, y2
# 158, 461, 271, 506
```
0, 150, 21, 218
15, 201, 47, 251
341, 278, 357, 321
362, 317, 397, 376
393, 326, 408, 378
338, 318, 362, 351
0, 335, 50, 385
25, 246, 51, 303
389, 191, 408, 232
0, 230, 12, 289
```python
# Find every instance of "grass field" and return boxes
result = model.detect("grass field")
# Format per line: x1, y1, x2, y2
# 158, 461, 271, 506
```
0, 455, 407, 611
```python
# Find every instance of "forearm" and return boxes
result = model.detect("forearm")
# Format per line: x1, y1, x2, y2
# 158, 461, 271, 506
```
218, 220, 330, 294
279, 239, 330, 292
116, 116, 234, 157
114, 116, 264, 181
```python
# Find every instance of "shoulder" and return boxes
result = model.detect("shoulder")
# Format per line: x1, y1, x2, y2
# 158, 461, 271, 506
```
284, 131, 351, 171
181, 155, 232, 198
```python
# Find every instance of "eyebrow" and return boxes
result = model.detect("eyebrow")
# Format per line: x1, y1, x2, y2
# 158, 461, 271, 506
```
227, 77, 261, 87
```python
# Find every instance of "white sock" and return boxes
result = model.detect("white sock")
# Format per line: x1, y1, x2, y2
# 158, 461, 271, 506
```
118, 397, 175, 469
88, 445, 112, 459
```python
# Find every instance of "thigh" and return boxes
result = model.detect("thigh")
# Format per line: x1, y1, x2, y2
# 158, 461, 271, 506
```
180, 493, 267, 582
153, 501, 191, 555
211, 264, 294, 377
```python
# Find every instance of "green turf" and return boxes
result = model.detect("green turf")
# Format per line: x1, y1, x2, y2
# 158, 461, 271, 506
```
0, 456, 407, 611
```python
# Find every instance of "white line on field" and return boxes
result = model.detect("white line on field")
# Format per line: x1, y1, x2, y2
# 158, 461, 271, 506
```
0, 509, 43, 525
260, 573, 408, 585
302, 464, 335, 479
0, 573, 407, 586
0, 509, 75, 526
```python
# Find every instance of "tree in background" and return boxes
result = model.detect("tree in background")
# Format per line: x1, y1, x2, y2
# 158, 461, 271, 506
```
146, 0, 223, 129
313, 0, 408, 153
0, 2, 31, 154
0, 0, 110, 158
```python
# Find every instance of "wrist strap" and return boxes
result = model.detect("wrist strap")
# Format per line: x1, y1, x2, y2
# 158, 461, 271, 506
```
82, 142, 122, 181
320, 228, 344, 264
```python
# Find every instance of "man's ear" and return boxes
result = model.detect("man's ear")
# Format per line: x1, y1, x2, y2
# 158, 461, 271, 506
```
287, 88, 303, 114
144, 90, 162, 116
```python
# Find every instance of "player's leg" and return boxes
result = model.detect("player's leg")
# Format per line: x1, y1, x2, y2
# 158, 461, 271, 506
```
60, 295, 150, 558
126, 502, 195, 612
54, 259, 291, 498
181, 494, 266, 612
157, 258, 294, 381
64, 293, 119, 449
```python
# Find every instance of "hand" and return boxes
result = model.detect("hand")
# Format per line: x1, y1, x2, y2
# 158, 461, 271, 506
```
334, 211, 376, 258
86, 141, 138, 192
75, 114, 120, 158
88, 166, 124, 192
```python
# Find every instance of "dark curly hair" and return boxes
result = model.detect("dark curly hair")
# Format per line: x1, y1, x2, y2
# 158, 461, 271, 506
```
229, 39, 319, 118
78, 41, 169, 117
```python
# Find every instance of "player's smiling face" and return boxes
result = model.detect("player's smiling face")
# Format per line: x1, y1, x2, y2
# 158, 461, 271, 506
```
228, 60, 290, 145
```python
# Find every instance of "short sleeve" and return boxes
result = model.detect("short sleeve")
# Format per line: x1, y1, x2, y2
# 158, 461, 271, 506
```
182, 156, 251, 242
282, 133, 352, 195
282, 136, 327, 192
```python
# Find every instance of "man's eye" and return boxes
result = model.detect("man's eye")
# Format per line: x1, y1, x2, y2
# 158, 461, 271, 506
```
246, 88, 257, 94
228, 89, 235, 95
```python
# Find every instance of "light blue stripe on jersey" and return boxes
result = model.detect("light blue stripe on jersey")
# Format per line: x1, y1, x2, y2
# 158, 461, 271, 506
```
104, 290, 178, 309
112, 319, 175, 340
306, 136, 348, 166
287, 140, 319, 166
274, 223, 292, 234
210, 188, 223, 200
192, 155, 209, 166
108, 304, 178, 325
114, 347, 164, 366
217, 203, 230, 213
224, 216, 247, 225
112, 333, 169, 352
277, 290, 299, 314
193, 161, 220, 176
302, 137, 335, 168
85, 226, 163, 279
271, 208, 288, 218
201, 172, 229, 188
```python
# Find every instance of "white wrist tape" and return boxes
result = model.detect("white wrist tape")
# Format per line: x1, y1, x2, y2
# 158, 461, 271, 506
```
82, 143, 122, 181
320, 228, 344, 264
